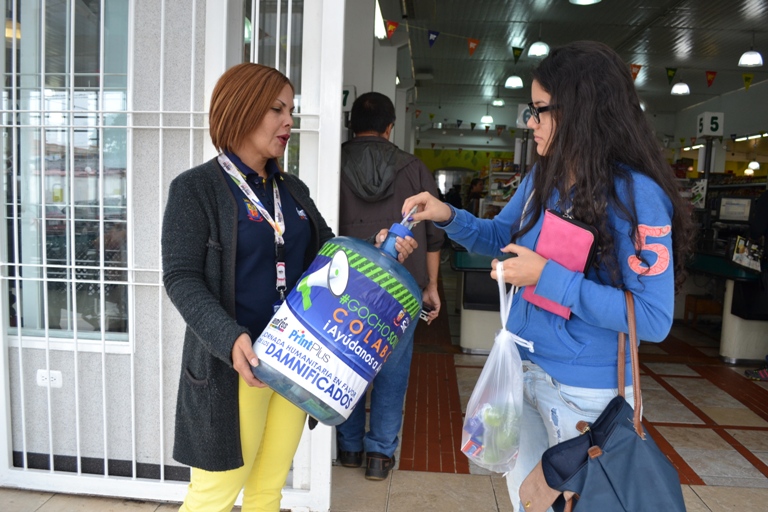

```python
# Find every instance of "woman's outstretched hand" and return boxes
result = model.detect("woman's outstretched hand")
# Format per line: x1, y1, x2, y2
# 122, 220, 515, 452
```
401, 192, 453, 225
491, 243, 547, 288
232, 332, 268, 388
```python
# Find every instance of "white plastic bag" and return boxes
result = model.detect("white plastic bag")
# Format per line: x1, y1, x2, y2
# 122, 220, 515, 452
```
460, 262, 527, 473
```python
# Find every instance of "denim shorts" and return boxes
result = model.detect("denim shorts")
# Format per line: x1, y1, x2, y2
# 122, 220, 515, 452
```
505, 362, 635, 512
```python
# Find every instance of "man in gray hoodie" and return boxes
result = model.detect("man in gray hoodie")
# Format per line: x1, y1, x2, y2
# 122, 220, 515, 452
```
336, 92, 444, 480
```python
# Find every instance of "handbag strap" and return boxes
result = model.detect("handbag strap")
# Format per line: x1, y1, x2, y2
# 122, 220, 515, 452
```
618, 290, 645, 439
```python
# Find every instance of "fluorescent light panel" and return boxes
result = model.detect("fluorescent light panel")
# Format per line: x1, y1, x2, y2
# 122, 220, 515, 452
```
374, 1, 387, 40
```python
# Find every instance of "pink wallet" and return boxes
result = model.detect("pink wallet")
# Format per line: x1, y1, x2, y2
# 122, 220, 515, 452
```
522, 210, 597, 319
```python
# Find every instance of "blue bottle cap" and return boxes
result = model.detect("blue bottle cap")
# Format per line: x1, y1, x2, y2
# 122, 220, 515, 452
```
381, 222, 413, 260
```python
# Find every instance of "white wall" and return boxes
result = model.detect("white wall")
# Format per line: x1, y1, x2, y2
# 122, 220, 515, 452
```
674, 79, 768, 141
342, 0, 376, 106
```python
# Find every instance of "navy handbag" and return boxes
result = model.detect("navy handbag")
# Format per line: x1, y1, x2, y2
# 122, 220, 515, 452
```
520, 291, 686, 512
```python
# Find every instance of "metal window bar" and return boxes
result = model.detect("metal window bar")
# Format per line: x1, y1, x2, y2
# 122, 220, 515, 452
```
125, 0, 139, 484
285, 0, 293, 80
251, 0, 259, 64
9, 0, 29, 475
42, 0, 55, 476
68, 0, 83, 477
97, 0, 110, 479
274, 0, 281, 69
283, 0, 293, 174
157, 0, 168, 483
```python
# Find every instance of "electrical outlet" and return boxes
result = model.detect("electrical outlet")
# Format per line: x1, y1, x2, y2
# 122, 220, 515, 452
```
36, 369, 62, 388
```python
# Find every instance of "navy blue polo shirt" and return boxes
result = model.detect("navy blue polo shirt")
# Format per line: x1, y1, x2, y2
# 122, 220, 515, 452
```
222, 152, 311, 337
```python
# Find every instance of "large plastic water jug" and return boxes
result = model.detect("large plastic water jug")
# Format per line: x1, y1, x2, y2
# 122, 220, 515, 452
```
252, 224, 422, 425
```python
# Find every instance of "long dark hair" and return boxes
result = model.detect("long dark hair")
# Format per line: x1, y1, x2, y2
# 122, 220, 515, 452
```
515, 41, 693, 289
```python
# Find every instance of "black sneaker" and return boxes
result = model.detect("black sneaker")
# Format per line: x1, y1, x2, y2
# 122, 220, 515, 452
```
337, 450, 363, 468
365, 452, 395, 481
745, 367, 768, 381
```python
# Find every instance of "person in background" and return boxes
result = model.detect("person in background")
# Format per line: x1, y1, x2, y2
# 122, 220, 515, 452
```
444, 183, 463, 210
465, 177, 485, 216
744, 188, 768, 381
336, 91, 444, 481
162, 64, 415, 512
402, 41, 693, 510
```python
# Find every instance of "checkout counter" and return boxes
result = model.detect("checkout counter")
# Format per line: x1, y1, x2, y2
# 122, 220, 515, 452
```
452, 250, 501, 354
452, 247, 768, 363
686, 252, 768, 363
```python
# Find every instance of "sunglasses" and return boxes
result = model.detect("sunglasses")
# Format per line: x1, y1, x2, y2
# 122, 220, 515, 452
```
527, 102, 557, 124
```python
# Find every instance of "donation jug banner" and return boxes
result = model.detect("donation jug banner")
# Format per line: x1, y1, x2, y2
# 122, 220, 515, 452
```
254, 241, 420, 417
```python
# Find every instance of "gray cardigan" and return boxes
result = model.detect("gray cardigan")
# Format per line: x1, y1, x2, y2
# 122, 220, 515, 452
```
162, 157, 334, 471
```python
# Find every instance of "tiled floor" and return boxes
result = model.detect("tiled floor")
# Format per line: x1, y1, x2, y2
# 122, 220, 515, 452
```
3, 253, 768, 511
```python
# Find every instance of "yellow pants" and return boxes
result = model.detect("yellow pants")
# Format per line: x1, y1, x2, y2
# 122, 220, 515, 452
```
180, 376, 307, 512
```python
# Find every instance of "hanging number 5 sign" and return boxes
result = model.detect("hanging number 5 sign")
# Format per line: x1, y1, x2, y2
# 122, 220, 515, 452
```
697, 112, 724, 137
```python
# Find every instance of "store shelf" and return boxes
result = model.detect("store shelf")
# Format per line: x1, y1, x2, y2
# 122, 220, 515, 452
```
708, 182, 767, 190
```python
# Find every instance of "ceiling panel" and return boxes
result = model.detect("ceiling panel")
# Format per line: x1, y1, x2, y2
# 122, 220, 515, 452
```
379, 0, 768, 115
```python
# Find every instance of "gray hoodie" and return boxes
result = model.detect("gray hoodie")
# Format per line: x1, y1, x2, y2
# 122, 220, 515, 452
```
341, 136, 416, 202
339, 136, 444, 289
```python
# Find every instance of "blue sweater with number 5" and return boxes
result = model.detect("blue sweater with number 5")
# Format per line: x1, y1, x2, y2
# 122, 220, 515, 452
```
442, 169, 675, 389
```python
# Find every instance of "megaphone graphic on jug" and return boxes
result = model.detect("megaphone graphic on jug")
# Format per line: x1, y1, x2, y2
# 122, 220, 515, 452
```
297, 249, 350, 310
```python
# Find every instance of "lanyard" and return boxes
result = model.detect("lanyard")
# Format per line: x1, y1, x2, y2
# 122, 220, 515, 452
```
218, 153, 288, 298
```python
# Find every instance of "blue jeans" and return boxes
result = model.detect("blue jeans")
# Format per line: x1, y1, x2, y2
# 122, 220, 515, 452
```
335, 327, 414, 457
506, 362, 635, 512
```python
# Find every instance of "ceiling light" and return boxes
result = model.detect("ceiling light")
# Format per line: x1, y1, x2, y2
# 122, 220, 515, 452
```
528, 24, 549, 58
639, 101, 646, 111
505, 75, 523, 89
739, 50, 763, 67
569, 0, 601, 4
744, 168, 755, 176
481, 104, 493, 125
528, 41, 549, 58
739, 33, 763, 67
747, 134, 762, 140
735, 136, 748, 142
748, 159, 760, 170
671, 82, 690, 95
492, 84, 505, 107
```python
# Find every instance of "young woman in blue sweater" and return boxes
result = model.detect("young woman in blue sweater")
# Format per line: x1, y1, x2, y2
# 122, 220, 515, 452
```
402, 41, 693, 510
